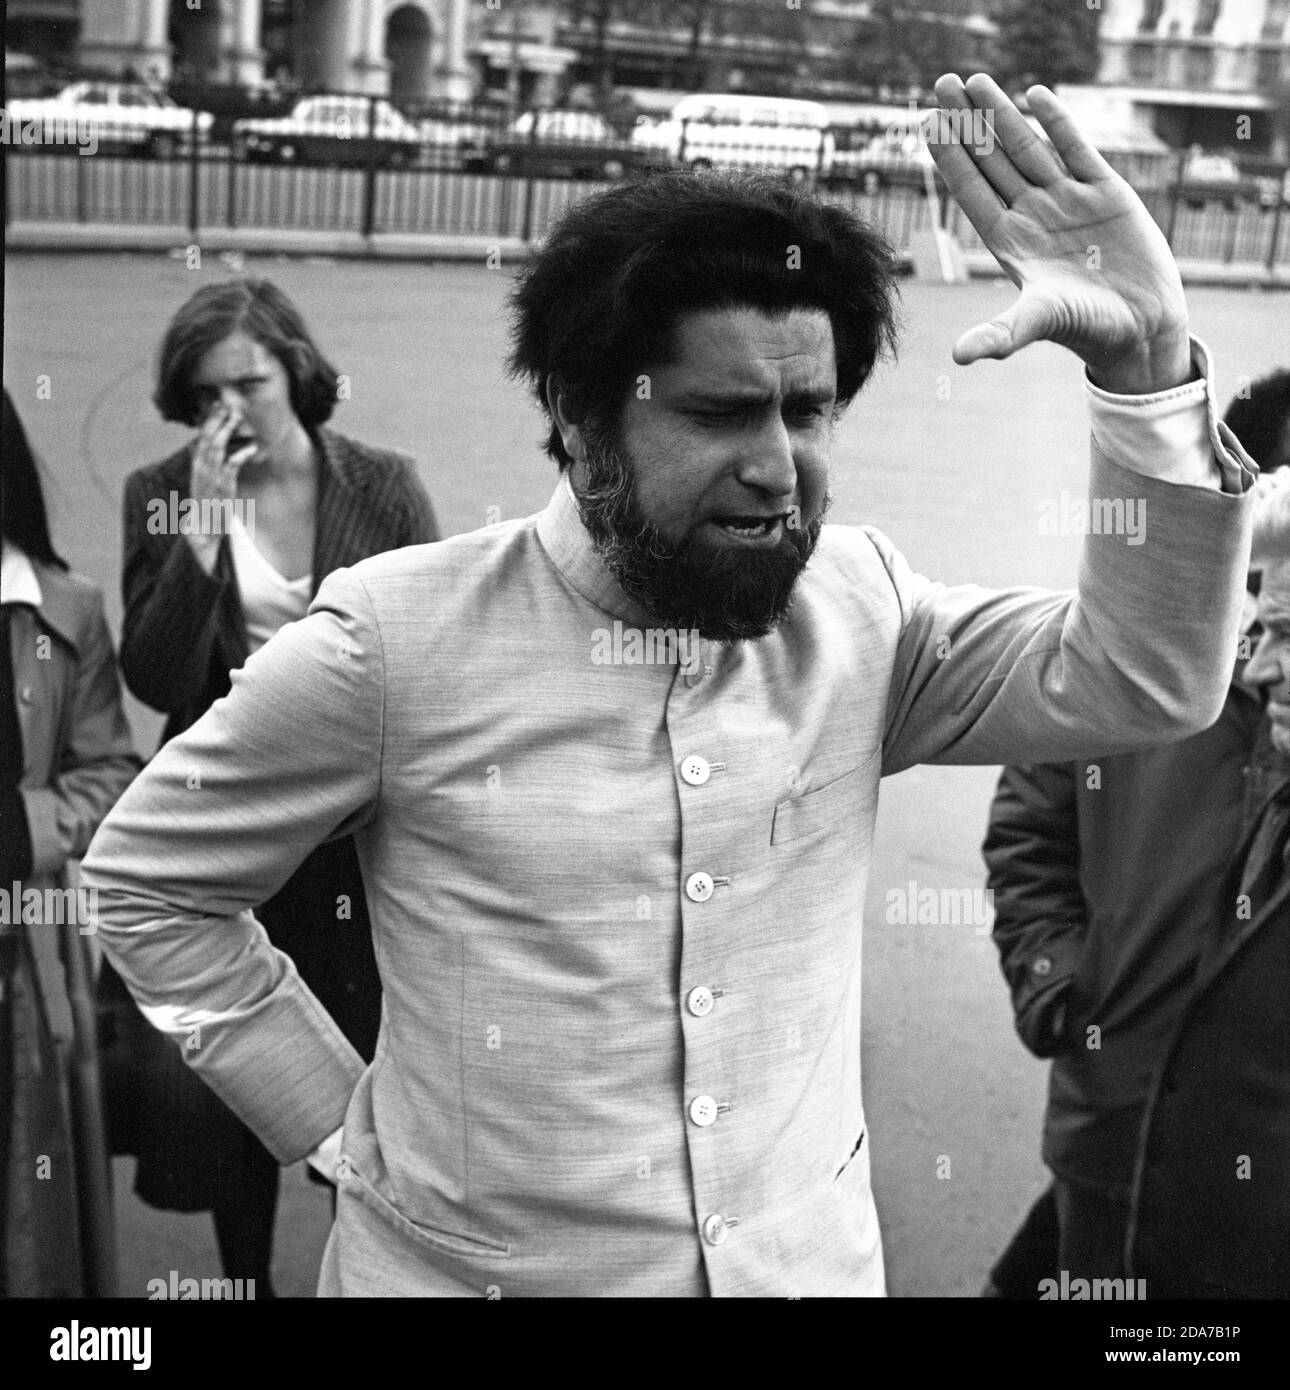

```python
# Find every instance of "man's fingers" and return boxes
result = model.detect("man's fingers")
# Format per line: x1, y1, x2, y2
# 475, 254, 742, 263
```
952, 295, 1053, 366
923, 112, 1008, 237
1024, 85, 1116, 183
931, 73, 1030, 206
961, 73, 1064, 188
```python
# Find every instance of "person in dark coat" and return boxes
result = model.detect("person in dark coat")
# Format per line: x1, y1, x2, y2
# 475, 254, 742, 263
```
98, 279, 439, 1293
1126, 561, 1290, 1299
980, 370, 1290, 1298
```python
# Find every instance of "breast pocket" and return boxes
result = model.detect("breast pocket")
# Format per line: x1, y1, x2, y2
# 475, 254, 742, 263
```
770, 757, 878, 848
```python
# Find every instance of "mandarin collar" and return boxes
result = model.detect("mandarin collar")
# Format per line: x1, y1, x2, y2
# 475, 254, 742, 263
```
536, 472, 663, 628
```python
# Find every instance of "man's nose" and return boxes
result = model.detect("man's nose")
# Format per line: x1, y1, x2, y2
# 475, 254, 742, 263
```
218, 387, 245, 414
736, 417, 797, 498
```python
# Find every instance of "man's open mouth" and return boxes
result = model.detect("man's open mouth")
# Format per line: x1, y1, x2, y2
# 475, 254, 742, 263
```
711, 514, 784, 540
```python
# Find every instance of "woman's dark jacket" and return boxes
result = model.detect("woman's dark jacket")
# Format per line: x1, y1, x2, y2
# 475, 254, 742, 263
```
100, 427, 438, 1208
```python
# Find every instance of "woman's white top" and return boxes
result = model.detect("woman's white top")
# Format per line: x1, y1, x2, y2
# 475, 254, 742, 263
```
228, 516, 311, 654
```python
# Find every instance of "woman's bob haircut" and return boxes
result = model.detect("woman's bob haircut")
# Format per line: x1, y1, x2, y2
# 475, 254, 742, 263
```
153, 278, 341, 429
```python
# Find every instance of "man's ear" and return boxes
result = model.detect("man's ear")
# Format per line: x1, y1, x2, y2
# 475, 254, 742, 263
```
545, 378, 587, 465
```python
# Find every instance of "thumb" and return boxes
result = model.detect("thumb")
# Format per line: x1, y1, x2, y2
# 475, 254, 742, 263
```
952, 294, 1054, 365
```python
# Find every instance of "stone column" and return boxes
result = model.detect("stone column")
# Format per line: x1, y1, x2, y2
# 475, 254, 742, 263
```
435, 0, 474, 102
352, 0, 391, 95
79, 0, 171, 81
222, 0, 265, 85
297, 0, 350, 91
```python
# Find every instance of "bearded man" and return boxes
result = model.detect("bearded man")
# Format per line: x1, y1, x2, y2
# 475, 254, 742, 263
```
82, 75, 1256, 1297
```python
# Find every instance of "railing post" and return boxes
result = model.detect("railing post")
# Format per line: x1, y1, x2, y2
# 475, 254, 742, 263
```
520, 108, 539, 243
77, 142, 88, 222
188, 98, 200, 236
361, 92, 378, 238
227, 125, 238, 229
1163, 149, 1186, 250
679, 116, 690, 167
1265, 169, 1288, 276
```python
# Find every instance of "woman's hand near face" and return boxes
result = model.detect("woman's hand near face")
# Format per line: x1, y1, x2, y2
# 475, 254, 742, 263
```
187, 402, 256, 574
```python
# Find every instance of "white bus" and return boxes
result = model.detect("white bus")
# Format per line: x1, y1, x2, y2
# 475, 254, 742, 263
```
632, 93, 835, 178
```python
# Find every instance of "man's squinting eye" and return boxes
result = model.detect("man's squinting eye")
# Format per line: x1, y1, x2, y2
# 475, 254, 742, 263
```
692, 406, 755, 427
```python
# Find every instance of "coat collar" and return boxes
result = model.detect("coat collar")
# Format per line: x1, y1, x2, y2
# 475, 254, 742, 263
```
536, 472, 663, 629
0, 545, 84, 655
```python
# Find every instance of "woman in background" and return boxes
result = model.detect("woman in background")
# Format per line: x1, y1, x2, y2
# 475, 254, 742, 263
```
1, 389, 139, 1295
98, 278, 439, 1293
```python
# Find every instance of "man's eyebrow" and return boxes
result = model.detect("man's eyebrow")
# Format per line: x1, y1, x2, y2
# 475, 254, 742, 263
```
783, 385, 837, 406
677, 387, 773, 406
677, 384, 835, 408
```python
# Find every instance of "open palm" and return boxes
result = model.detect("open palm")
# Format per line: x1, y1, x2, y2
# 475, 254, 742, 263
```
927, 74, 1191, 392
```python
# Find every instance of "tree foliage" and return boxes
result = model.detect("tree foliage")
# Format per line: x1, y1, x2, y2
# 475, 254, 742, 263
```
992, 0, 1101, 94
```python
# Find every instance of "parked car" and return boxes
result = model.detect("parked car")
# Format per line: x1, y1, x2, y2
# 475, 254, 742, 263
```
233, 95, 423, 167
1178, 152, 1252, 209
827, 129, 947, 195
4, 81, 212, 157
1129, 150, 1285, 211
459, 109, 648, 179
631, 93, 834, 178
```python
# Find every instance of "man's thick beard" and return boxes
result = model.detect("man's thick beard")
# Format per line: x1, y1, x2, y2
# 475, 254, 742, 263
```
574, 433, 826, 642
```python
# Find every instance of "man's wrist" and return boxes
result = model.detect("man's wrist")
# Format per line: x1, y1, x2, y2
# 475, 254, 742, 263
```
1085, 330, 1195, 397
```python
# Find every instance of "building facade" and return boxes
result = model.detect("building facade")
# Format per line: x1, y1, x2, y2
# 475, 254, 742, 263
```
9, 0, 473, 101
1083, 0, 1290, 154
8, 1, 999, 107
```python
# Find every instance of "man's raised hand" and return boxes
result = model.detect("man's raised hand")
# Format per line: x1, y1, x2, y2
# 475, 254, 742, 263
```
926, 73, 1192, 395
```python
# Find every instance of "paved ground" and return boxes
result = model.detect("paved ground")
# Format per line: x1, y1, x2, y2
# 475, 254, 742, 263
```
5, 254, 1287, 1297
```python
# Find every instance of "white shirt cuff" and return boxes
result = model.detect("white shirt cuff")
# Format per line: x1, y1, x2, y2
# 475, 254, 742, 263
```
1084, 336, 1256, 495
306, 1126, 345, 1182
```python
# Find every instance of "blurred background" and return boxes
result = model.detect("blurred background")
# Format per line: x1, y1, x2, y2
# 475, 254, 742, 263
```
5, 1, 1290, 269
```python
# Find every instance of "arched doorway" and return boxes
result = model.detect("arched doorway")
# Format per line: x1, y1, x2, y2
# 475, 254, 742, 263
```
386, 4, 434, 102
170, 0, 223, 82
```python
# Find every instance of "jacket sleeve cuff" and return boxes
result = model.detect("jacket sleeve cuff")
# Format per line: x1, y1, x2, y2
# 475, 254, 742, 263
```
1085, 336, 1257, 496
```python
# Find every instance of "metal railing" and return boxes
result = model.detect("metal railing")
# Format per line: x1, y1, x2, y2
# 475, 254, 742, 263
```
5, 90, 1289, 269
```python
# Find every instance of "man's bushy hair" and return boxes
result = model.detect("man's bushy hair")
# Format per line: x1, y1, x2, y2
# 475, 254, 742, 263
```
1224, 369, 1290, 470
508, 171, 902, 467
